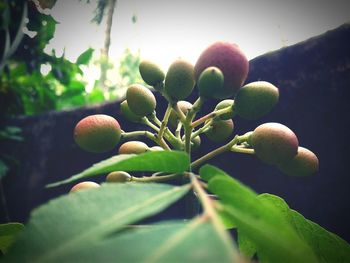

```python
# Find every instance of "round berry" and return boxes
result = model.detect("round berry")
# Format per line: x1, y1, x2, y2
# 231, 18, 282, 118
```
69, 181, 100, 193
120, 100, 143, 123
278, 147, 319, 176
74, 114, 122, 153
214, 99, 235, 120
139, 60, 165, 87
235, 81, 279, 120
106, 171, 132, 183
164, 59, 195, 101
126, 84, 156, 117
205, 119, 234, 143
198, 67, 224, 99
195, 42, 249, 99
118, 141, 149, 154
251, 123, 299, 165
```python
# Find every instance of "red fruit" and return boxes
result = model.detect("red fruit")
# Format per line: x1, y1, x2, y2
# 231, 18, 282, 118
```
74, 114, 122, 153
69, 181, 100, 193
195, 42, 249, 99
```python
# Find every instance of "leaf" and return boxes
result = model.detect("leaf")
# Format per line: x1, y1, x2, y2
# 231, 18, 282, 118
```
76, 48, 94, 65
259, 194, 350, 263
47, 151, 190, 187
67, 219, 239, 263
5, 183, 190, 262
0, 223, 24, 254
200, 164, 318, 263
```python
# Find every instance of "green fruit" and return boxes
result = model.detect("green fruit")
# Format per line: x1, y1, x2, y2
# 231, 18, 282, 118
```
120, 100, 143, 123
214, 99, 234, 120
251, 123, 299, 165
118, 141, 149, 154
168, 100, 193, 128
74, 114, 122, 153
235, 81, 279, 120
198, 67, 224, 99
164, 59, 195, 101
194, 42, 249, 99
205, 119, 234, 143
139, 60, 165, 87
278, 147, 319, 176
106, 171, 132, 182
69, 181, 100, 193
126, 84, 156, 117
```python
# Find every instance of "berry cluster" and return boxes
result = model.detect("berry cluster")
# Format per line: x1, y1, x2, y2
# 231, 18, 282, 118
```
71, 41, 319, 192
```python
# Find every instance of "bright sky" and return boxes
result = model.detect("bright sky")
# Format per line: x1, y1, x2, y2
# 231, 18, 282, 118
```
46, 0, 350, 84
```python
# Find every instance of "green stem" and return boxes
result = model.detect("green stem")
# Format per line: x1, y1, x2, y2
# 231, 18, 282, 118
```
121, 131, 171, 150
191, 119, 213, 139
158, 104, 172, 140
172, 102, 187, 123
191, 106, 233, 128
231, 146, 255, 155
175, 121, 183, 140
189, 173, 240, 261
130, 173, 183, 183
191, 136, 239, 169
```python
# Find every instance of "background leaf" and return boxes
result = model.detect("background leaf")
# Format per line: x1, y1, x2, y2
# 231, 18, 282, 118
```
47, 151, 190, 187
259, 194, 350, 263
5, 183, 190, 262
0, 223, 24, 254
76, 47, 94, 65
200, 164, 318, 263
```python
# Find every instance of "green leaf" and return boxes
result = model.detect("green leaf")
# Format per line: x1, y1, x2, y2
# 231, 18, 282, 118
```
67, 219, 239, 263
0, 223, 24, 254
47, 151, 190, 187
200, 164, 318, 263
5, 183, 190, 262
259, 194, 350, 263
76, 48, 94, 65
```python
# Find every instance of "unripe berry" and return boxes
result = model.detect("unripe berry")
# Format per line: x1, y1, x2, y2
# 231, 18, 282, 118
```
198, 67, 224, 99
214, 99, 235, 120
168, 101, 193, 128
106, 171, 132, 183
278, 147, 319, 176
139, 60, 165, 87
164, 59, 195, 101
120, 100, 143, 123
148, 146, 164, 151
205, 119, 234, 143
195, 42, 249, 99
251, 123, 299, 165
69, 181, 100, 193
235, 81, 279, 120
126, 84, 156, 117
74, 114, 122, 153
118, 141, 149, 154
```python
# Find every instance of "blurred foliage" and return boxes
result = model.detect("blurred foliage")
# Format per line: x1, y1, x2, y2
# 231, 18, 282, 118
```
0, 0, 142, 117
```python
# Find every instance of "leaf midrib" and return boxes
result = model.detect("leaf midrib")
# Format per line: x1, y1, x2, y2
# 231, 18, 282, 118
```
33, 185, 189, 263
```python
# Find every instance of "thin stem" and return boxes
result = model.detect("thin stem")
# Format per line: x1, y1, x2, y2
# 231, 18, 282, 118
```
158, 104, 172, 140
191, 136, 239, 169
191, 106, 233, 128
172, 103, 187, 124
121, 131, 171, 150
191, 119, 213, 139
141, 117, 160, 132
231, 146, 255, 155
189, 173, 240, 261
175, 122, 183, 140
130, 173, 183, 183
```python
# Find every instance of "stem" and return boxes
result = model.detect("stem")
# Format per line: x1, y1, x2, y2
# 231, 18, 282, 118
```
141, 118, 160, 132
191, 106, 233, 128
191, 119, 213, 139
172, 103, 186, 124
121, 131, 171, 150
158, 104, 172, 140
130, 173, 183, 183
231, 146, 255, 155
175, 122, 183, 140
189, 173, 240, 261
191, 136, 239, 169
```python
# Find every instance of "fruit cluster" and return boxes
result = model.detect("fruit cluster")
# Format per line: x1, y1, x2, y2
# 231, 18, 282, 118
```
70, 41, 319, 192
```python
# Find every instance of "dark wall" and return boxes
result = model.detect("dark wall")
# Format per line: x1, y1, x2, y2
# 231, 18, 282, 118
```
1, 23, 350, 242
